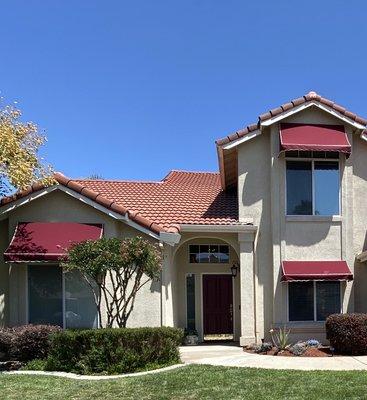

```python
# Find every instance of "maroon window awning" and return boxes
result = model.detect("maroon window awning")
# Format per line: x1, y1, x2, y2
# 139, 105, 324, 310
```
281, 261, 353, 282
4, 222, 103, 262
280, 123, 351, 156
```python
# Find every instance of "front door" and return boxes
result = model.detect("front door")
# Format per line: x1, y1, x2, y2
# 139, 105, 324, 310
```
203, 274, 233, 337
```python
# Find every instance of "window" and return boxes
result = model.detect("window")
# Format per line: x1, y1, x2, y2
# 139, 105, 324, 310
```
189, 244, 229, 263
28, 265, 63, 326
286, 159, 339, 216
288, 281, 341, 322
28, 265, 98, 328
186, 274, 196, 330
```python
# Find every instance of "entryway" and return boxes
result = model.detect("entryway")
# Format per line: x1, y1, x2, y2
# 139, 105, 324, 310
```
202, 274, 234, 341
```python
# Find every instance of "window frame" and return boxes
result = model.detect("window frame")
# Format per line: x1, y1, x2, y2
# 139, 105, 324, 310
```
26, 264, 99, 329
287, 280, 342, 323
285, 157, 341, 217
188, 244, 230, 264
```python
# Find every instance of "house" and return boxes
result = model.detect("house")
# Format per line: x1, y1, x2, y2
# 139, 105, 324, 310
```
1, 90, 367, 345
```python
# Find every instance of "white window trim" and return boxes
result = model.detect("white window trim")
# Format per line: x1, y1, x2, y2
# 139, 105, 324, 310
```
285, 156, 341, 217
188, 244, 230, 264
287, 281, 342, 323
27, 264, 99, 329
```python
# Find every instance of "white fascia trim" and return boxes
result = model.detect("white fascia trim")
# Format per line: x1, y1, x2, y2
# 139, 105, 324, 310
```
179, 224, 257, 233
222, 129, 262, 150
159, 231, 181, 246
261, 101, 366, 130
360, 132, 367, 142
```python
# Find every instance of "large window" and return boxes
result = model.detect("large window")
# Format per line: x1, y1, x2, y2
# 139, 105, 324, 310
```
286, 159, 340, 216
189, 245, 229, 263
28, 265, 98, 328
288, 281, 341, 322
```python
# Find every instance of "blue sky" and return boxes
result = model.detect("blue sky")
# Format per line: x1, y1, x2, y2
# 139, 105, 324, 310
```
1, 1, 366, 180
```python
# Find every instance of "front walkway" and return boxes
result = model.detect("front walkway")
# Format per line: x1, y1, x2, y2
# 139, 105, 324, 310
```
180, 344, 367, 371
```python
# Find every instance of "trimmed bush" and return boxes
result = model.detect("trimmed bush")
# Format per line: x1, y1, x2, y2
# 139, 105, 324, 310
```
326, 313, 367, 355
46, 327, 184, 374
0, 325, 61, 362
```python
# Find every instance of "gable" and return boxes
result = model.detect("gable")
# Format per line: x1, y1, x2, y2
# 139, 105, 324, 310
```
5, 189, 150, 242
216, 92, 367, 189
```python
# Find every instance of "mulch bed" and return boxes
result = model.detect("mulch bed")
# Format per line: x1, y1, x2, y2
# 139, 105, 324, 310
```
244, 346, 333, 357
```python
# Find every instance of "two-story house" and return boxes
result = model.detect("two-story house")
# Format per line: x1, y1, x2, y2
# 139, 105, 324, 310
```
1, 91, 366, 345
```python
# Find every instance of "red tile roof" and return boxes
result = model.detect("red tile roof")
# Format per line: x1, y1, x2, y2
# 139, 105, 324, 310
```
0, 171, 242, 235
216, 91, 367, 147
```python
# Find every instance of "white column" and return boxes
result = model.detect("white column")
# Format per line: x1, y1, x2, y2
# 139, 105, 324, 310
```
161, 245, 175, 327
239, 231, 257, 346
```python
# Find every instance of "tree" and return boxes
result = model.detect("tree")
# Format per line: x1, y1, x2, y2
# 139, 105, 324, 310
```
0, 102, 53, 195
62, 236, 162, 328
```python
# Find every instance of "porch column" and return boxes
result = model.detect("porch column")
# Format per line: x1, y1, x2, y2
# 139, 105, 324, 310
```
161, 245, 175, 327
238, 231, 256, 346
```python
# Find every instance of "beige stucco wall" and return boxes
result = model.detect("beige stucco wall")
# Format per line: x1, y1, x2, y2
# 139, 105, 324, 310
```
5, 189, 161, 328
0, 219, 9, 326
238, 105, 366, 343
173, 233, 240, 341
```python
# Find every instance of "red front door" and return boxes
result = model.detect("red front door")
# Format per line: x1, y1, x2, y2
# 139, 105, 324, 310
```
203, 274, 233, 335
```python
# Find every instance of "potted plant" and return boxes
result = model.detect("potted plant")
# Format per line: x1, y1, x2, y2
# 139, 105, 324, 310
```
184, 328, 199, 345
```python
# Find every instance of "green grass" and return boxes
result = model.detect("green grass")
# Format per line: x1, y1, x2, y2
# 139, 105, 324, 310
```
1, 365, 367, 400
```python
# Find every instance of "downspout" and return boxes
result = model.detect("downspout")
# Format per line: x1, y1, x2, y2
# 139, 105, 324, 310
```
253, 227, 260, 342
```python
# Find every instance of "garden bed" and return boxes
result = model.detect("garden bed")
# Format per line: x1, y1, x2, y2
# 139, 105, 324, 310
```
244, 346, 333, 357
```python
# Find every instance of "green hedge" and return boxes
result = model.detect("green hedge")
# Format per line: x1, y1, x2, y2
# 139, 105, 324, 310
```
45, 327, 184, 374
326, 313, 367, 355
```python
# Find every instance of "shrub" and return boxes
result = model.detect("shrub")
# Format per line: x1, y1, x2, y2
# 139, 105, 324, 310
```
0, 325, 61, 362
254, 342, 272, 353
326, 313, 367, 355
45, 327, 184, 374
0, 329, 14, 360
306, 339, 320, 348
290, 342, 307, 356
22, 358, 47, 371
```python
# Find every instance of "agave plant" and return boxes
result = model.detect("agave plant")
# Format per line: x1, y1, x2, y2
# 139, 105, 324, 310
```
270, 326, 291, 351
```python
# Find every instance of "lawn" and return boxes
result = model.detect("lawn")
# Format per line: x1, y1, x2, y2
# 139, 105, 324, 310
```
1, 365, 367, 400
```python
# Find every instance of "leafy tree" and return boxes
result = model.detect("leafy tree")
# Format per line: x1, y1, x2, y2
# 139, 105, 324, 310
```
62, 237, 162, 328
0, 102, 53, 195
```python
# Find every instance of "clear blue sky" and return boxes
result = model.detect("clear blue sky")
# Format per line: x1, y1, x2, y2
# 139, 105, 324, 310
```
2, 1, 366, 180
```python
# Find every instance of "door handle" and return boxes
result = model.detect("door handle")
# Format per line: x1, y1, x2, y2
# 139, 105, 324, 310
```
229, 304, 233, 321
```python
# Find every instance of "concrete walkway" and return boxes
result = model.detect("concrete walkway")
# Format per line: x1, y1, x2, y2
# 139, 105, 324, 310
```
180, 344, 367, 371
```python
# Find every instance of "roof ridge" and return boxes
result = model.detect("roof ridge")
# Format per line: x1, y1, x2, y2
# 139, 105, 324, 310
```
74, 178, 164, 184
162, 169, 219, 181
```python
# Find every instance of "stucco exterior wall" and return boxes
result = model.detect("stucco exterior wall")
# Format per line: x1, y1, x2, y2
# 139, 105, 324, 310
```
237, 105, 364, 343
5, 189, 161, 328
0, 219, 9, 326
238, 129, 272, 340
352, 134, 367, 313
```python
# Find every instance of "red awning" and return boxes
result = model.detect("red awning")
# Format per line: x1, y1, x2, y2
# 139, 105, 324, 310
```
281, 261, 353, 282
4, 222, 103, 262
280, 123, 351, 156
